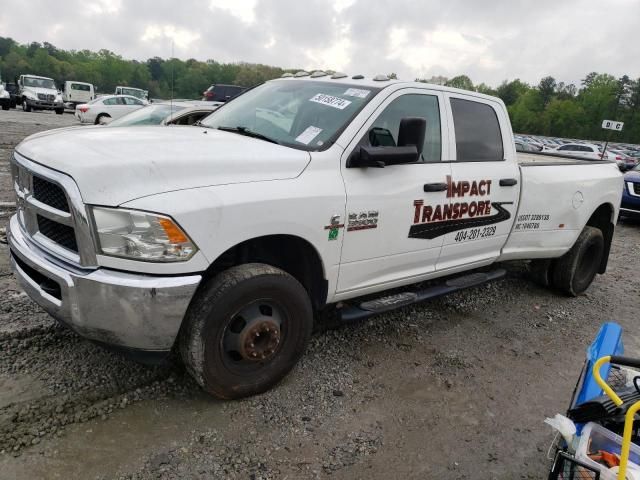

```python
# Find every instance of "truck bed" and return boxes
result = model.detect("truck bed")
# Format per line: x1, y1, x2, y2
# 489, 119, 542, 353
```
517, 151, 613, 166
499, 153, 623, 261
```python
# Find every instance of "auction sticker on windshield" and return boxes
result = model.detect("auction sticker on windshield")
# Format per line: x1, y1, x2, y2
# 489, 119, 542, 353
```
309, 94, 352, 110
343, 88, 370, 98
296, 126, 323, 145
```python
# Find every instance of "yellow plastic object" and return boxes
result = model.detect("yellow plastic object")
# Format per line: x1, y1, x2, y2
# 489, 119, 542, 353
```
591, 356, 640, 480
593, 356, 623, 406
620, 401, 640, 480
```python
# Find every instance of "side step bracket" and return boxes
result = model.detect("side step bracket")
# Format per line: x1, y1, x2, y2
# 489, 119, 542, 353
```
338, 269, 506, 323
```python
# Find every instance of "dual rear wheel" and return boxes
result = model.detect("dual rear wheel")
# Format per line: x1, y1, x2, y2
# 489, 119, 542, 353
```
530, 226, 604, 296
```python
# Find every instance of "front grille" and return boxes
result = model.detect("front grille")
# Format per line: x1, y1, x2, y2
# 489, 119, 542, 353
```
33, 176, 70, 212
37, 215, 78, 252
37, 93, 55, 102
633, 183, 640, 195
12, 153, 95, 265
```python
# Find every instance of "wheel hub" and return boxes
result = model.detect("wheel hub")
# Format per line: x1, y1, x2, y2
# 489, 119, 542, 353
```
238, 320, 281, 361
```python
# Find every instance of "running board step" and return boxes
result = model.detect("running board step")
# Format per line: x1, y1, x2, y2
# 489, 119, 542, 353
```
338, 269, 506, 323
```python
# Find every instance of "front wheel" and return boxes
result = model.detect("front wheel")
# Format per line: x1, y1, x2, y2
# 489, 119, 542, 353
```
180, 263, 313, 399
55, 108, 64, 115
552, 226, 604, 296
22, 99, 31, 112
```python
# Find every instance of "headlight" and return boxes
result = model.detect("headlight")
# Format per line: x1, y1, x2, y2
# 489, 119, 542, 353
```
91, 207, 197, 262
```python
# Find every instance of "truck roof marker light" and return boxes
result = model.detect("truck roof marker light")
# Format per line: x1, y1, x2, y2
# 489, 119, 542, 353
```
352, 74, 364, 80
281, 73, 294, 78
158, 218, 190, 244
331, 72, 348, 79
373, 74, 390, 81
310, 71, 328, 78
294, 71, 310, 78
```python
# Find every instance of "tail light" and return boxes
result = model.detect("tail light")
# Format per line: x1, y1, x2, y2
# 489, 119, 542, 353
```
79, 106, 89, 113
204, 90, 214, 99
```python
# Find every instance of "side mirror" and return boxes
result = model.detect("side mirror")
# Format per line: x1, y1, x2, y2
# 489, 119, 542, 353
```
347, 145, 419, 168
347, 116, 427, 168
397, 117, 426, 155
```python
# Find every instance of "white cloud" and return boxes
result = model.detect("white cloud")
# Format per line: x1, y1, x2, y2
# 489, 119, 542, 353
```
141, 25, 201, 50
209, 0, 257, 24
1, 0, 638, 87
86, 0, 122, 15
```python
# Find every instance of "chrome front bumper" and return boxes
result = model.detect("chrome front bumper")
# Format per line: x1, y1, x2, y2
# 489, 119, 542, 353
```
8, 215, 202, 351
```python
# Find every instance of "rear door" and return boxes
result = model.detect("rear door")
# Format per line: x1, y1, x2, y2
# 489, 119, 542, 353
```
338, 88, 451, 295
436, 94, 520, 270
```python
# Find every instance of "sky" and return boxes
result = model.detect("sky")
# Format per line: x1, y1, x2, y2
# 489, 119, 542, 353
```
1, 0, 639, 87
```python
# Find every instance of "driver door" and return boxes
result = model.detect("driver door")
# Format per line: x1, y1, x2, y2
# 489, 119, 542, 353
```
337, 89, 452, 296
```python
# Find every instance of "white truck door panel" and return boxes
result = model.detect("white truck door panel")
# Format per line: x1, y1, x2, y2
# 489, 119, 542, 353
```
338, 89, 451, 294
437, 94, 520, 270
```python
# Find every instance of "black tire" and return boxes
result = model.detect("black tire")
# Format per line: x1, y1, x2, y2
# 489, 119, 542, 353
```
529, 259, 555, 288
55, 108, 64, 115
22, 99, 31, 112
552, 226, 604, 296
180, 263, 313, 399
1, 104, 8, 111
95, 113, 110, 125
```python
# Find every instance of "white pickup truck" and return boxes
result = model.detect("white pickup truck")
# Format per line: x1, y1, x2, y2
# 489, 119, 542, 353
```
8, 73, 622, 399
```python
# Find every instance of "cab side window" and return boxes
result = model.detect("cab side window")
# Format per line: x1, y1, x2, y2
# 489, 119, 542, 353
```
362, 94, 442, 163
450, 98, 504, 162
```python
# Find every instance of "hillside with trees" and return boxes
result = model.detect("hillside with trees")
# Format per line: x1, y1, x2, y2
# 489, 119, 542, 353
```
1, 36, 638, 143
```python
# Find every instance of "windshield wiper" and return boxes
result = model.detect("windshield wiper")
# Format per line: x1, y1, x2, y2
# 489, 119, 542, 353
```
217, 126, 280, 145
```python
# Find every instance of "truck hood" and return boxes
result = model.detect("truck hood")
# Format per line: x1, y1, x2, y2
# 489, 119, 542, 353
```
16, 126, 312, 205
23, 86, 59, 97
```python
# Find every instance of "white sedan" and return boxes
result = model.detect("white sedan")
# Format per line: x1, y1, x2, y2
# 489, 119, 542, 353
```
75, 95, 146, 124
106, 101, 221, 127
554, 143, 612, 160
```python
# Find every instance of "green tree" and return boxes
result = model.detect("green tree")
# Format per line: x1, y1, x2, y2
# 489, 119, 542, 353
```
446, 75, 474, 91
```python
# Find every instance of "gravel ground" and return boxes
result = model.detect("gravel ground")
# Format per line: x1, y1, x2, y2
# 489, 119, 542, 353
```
1, 109, 639, 479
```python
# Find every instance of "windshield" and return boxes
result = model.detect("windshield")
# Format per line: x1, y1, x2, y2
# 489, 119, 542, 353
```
120, 88, 146, 99
24, 77, 56, 89
108, 104, 186, 127
200, 80, 380, 150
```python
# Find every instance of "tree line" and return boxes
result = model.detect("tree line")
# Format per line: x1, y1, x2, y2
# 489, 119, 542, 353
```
1, 36, 638, 144
417, 74, 640, 144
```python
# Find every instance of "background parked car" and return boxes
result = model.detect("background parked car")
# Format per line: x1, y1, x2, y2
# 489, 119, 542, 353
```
4, 82, 18, 108
0, 83, 10, 110
106, 101, 221, 127
607, 148, 638, 171
202, 84, 247, 102
75, 95, 146, 124
17, 74, 64, 114
621, 164, 640, 219
515, 140, 542, 152
554, 143, 605, 160
61, 81, 95, 109
114, 86, 149, 103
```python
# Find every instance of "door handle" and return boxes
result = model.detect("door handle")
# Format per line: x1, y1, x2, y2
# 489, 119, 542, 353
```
499, 178, 518, 187
423, 182, 448, 192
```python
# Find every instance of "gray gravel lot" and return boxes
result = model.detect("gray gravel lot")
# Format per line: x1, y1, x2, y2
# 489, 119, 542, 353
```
1, 109, 639, 479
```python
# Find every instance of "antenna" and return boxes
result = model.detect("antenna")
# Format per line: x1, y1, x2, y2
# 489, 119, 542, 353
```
170, 39, 175, 110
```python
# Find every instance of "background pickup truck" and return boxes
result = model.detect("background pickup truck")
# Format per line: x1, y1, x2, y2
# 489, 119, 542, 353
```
8, 74, 622, 399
